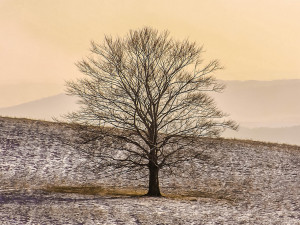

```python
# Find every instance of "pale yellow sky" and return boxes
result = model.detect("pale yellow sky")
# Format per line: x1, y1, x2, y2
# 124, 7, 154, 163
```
1, 0, 300, 106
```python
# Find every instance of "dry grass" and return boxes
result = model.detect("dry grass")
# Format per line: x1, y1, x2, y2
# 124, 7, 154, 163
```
43, 185, 238, 203
43, 185, 147, 197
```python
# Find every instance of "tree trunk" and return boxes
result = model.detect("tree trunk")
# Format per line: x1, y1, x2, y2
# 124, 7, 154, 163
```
146, 162, 161, 197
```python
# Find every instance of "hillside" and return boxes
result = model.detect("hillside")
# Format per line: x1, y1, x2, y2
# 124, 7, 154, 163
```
0, 117, 299, 224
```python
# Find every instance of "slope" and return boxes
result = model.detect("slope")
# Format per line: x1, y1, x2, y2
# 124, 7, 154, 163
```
0, 116, 299, 224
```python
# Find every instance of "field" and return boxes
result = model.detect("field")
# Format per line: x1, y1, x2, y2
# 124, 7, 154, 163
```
0, 116, 299, 224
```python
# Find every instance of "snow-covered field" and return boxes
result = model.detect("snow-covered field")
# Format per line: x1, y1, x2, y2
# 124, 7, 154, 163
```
0, 116, 299, 224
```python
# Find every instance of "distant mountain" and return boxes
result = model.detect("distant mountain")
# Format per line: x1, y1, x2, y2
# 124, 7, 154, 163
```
213, 79, 300, 127
2, 79, 300, 126
0, 94, 78, 121
1, 80, 300, 145
0, 83, 62, 108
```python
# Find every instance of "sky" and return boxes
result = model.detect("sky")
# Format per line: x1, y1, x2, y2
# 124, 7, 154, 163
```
1, 0, 300, 107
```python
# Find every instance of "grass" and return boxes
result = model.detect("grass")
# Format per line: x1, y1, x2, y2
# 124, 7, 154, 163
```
44, 185, 147, 197
43, 185, 238, 203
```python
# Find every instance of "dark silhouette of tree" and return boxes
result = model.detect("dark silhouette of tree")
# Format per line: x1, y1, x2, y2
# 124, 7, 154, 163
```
66, 27, 237, 196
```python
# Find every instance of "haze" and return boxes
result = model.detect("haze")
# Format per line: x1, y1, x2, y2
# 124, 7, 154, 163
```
1, 0, 300, 107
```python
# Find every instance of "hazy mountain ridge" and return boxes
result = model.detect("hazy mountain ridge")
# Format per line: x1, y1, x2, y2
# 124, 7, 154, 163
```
1, 80, 300, 146
213, 79, 300, 127
0, 83, 63, 108
223, 125, 300, 146
0, 93, 78, 121
0, 116, 299, 224
2, 79, 300, 126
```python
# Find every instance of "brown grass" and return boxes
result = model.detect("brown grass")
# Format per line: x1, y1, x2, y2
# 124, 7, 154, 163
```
43, 185, 238, 203
43, 185, 147, 197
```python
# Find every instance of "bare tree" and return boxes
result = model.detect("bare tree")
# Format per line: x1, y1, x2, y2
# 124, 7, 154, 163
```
66, 27, 237, 196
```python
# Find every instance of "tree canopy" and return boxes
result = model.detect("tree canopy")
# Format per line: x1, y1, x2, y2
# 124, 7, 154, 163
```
66, 27, 237, 196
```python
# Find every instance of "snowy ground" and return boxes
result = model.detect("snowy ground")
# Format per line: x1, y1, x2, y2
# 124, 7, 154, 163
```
0, 117, 299, 224
1, 189, 298, 225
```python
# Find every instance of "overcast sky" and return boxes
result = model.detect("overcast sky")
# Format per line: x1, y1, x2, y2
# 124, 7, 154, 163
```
1, 0, 300, 107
